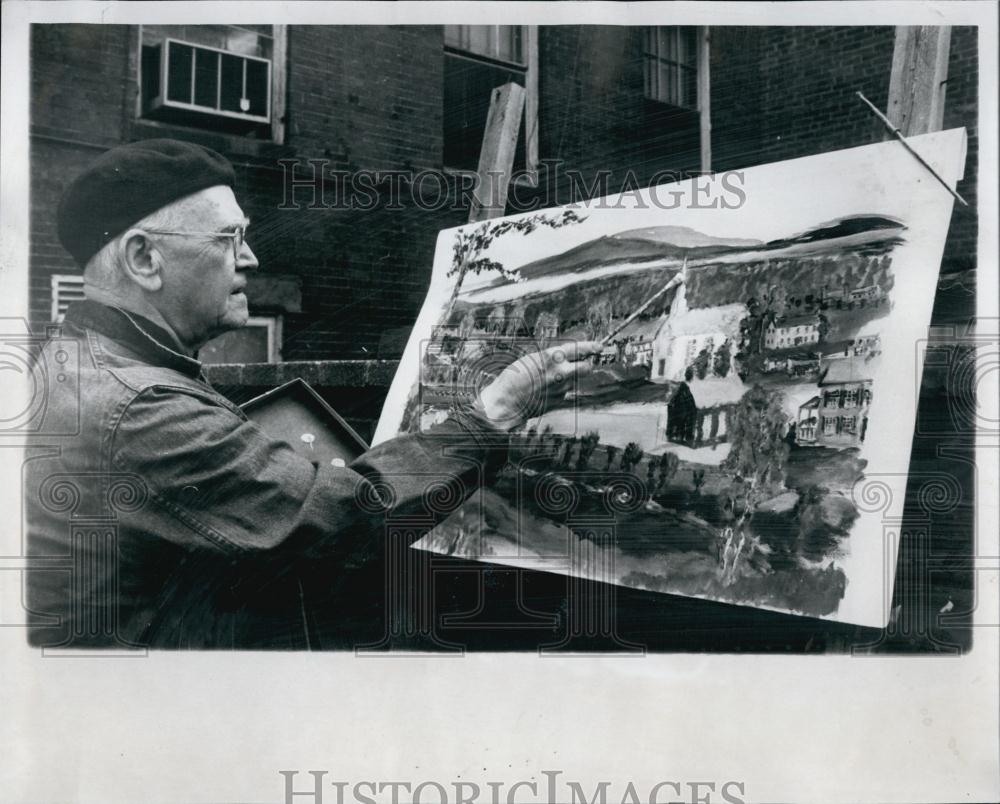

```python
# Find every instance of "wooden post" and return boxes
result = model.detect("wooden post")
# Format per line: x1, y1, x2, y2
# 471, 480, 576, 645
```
271, 25, 289, 145
468, 82, 526, 223
886, 26, 952, 137
697, 26, 712, 174
524, 27, 540, 177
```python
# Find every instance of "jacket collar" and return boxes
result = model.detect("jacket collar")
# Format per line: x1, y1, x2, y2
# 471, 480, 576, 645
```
64, 300, 203, 379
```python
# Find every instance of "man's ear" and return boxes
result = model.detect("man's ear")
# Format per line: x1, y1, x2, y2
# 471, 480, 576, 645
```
120, 229, 164, 292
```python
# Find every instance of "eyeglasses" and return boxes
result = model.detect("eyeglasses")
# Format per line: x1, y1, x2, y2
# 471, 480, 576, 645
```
144, 223, 249, 258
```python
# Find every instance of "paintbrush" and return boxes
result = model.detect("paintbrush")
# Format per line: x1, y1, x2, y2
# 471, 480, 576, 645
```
855, 91, 968, 207
599, 260, 686, 346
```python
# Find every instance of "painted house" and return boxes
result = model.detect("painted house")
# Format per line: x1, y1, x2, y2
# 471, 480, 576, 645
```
532, 311, 560, 342
797, 358, 873, 446
821, 284, 885, 307
613, 315, 667, 368
650, 278, 746, 383
764, 313, 821, 351
660, 376, 747, 448
762, 353, 821, 377
830, 330, 881, 360
849, 285, 882, 303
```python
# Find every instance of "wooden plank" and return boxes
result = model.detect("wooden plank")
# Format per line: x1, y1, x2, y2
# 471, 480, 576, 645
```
697, 26, 712, 174
887, 26, 952, 137
271, 25, 289, 145
525, 27, 540, 176
468, 82, 525, 223
885, 26, 967, 286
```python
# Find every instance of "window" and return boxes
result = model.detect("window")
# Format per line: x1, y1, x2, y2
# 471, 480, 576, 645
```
685, 339, 697, 362
658, 358, 666, 377
822, 416, 837, 436
138, 25, 285, 139
445, 25, 523, 63
443, 25, 538, 173
643, 27, 698, 109
50, 275, 85, 323
823, 390, 840, 408
200, 315, 282, 364
841, 415, 857, 434
842, 388, 859, 407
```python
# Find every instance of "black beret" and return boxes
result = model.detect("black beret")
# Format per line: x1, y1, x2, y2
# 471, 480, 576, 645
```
57, 138, 235, 267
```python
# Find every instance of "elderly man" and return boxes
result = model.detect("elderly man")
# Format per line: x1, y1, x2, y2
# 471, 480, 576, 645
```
26, 139, 596, 650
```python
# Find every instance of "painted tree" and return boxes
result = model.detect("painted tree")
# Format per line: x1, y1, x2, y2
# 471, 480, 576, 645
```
550, 434, 565, 467
458, 309, 477, 339
538, 424, 554, 458
576, 431, 600, 471
719, 385, 790, 581
561, 436, 578, 468
691, 468, 706, 495
621, 442, 644, 474
816, 313, 831, 343
520, 426, 537, 462
656, 452, 680, 492
584, 299, 614, 341
712, 339, 732, 378
444, 209, 588, 320
604, 444, 618, 471
691, 345, 712, 380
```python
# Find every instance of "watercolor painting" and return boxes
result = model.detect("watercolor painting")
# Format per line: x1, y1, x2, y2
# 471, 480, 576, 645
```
375, 129, 967, 626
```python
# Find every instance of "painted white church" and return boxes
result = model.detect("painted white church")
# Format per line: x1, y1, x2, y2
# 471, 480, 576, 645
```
649, 266, 748, 383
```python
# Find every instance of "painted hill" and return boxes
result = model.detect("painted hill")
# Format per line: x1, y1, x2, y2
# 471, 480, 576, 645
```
766, 215, 905, 249
612, 225, 762, 249
514, 235, 683, 281
510, 215, 904, 283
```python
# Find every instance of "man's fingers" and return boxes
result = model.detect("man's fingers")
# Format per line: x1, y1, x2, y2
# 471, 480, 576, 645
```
545, 353, 594, 388
542, 339, 603, 367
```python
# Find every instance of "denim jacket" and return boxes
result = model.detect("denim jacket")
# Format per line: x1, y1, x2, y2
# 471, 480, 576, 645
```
25, 301, 503, 649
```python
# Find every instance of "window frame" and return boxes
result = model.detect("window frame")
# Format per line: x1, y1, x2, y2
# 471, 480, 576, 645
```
642, 26, 712, 173
200, 314, 283, 364
643, 27, 698, 110
442, 24, 539, 179
444, 25, 526, 68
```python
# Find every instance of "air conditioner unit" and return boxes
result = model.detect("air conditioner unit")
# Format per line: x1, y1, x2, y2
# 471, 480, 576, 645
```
144, 38, 271, 125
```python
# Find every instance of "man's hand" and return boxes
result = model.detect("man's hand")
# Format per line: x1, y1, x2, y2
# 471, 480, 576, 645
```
476, 341, 602, 431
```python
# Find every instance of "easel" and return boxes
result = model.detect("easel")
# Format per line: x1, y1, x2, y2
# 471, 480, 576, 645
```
468, 82, 526, 223
886, 26, 951, 137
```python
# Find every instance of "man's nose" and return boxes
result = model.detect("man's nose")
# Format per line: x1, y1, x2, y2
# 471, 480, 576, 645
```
237, 241, 259, 271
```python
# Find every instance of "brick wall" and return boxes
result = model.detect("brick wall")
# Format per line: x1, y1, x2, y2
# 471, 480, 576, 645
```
711, 25, 978, 281
535, 26, 702, 201
263, 25, 463, 359
30, 24, 133, 324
